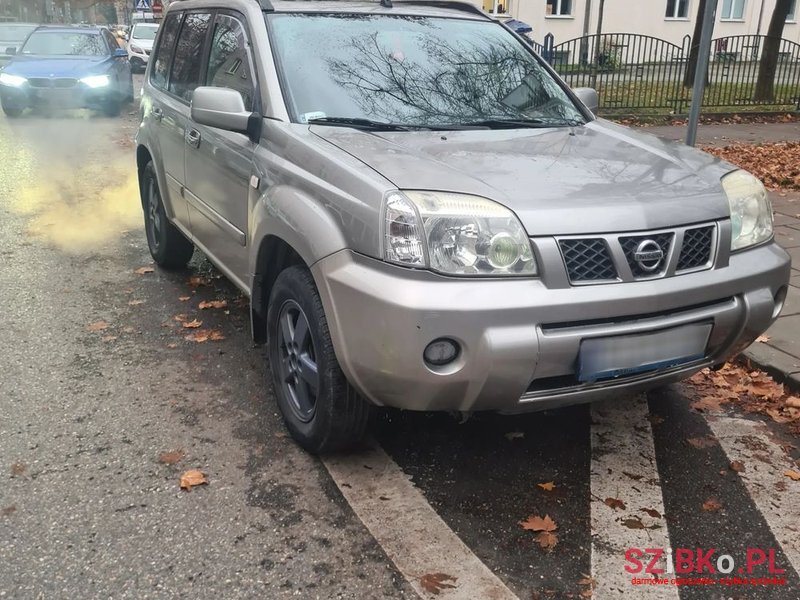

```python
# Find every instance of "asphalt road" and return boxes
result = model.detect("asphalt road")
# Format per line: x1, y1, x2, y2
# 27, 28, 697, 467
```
1, 77, 799, 600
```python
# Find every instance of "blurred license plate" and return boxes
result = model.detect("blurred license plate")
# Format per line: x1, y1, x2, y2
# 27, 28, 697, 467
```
577, 323, 712, 383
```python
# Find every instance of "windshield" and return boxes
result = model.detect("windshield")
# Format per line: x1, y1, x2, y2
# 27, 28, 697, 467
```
267, 14, 585, 128
0, 24, 36, 42
21, 31, 107, 56
132, 25, 158, 40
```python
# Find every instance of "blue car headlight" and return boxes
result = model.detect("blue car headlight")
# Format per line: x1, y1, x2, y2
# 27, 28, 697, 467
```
80, 74, 111, 88
0, 72, 27, 87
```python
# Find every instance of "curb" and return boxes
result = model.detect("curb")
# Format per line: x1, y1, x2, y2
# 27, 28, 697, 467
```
740, 345, 800, 392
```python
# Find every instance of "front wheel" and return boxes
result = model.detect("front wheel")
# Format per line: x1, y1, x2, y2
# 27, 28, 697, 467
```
267, 266, 371, 453
141, 161, 194, 268
1, 101, 23, 117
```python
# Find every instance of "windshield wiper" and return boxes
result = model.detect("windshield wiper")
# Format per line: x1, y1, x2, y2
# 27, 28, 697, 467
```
307, 117, 414, 132
461, 118, 559, 129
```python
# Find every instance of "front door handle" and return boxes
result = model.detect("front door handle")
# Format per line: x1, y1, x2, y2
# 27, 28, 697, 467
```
151, 106, 163, 122
185, 128, 201, 149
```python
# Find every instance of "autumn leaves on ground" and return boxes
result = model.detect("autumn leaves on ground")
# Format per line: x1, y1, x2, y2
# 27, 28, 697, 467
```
703, 140, 800, 192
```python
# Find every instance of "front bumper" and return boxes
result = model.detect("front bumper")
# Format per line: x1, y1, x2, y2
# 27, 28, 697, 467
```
0, 81, 116, 110
312, 242, 790, 412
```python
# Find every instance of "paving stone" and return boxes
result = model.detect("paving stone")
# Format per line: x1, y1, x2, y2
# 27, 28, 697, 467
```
774, 226, 800, 249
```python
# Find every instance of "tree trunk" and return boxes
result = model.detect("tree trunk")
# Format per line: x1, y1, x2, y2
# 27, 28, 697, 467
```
684, 0, 708, 87
753, 0, 793, 101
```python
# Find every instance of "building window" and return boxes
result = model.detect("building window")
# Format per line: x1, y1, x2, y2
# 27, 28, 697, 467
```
546, 0, 572, 17
788, 0, 796, 21
721, 0, 746, 20
665, 0, 689, 19
483, 0, 511, 14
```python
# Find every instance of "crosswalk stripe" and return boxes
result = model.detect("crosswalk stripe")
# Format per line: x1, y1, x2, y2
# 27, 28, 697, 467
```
323, 443, 520, 600
705, 414, 800, 577
590, 395, 679, 599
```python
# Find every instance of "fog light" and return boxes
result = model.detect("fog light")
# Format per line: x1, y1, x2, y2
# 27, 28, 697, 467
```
424, 338, 460, 366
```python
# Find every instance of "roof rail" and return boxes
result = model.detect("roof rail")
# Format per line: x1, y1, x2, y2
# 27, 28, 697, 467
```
395, 0, 488, 18
257, 0, 274, 11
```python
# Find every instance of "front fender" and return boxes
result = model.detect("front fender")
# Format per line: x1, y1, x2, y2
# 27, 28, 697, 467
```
248, 184, 349, 278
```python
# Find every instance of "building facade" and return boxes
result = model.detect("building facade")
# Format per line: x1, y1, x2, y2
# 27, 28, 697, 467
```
478, 0, 800, 46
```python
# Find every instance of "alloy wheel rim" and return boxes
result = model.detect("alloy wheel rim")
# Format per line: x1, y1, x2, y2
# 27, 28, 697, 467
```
147, 179, 161, 251
276, 300, 319, 423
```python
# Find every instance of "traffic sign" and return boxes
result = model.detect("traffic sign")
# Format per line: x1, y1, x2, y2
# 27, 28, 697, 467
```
135, 0, 151, 10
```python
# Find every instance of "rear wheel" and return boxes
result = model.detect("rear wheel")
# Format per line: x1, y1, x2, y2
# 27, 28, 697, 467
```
141, 161, 194, 269
267, 266, 371, 453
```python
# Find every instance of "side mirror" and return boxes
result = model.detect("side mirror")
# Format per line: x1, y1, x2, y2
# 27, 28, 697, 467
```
5, 47, 16, 55
191, 86, 261, 143
113, 47, 127, 58
573, 87, 599, 115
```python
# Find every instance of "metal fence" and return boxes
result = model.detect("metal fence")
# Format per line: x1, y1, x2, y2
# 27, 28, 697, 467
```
535, 32, 800, 116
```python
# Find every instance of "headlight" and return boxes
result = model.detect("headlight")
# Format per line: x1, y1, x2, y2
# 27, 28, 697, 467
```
80, 74, 110, 88
0, 72, 26, 87
722, 170, 773, 251
130, 45, 144, 54
383, 191, 537, 276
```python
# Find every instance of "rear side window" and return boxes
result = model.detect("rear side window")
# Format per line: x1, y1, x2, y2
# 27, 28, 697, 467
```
206, 13, 256, 111
151, 12, 182, 91
169, 12, 212, 102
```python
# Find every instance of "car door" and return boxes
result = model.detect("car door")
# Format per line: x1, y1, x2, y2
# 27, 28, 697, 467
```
146, 10, 204, 234
183, 11, 257, 287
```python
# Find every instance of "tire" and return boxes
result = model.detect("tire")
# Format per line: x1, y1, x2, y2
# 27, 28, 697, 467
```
267, 265, 371, 453
102, 96, 120, 117
1, 102, 23, 118
141, 161, 194, 269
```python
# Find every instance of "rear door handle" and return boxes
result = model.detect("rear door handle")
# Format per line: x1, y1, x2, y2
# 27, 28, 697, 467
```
151, 106, 163, 121
185, 128, 201, 149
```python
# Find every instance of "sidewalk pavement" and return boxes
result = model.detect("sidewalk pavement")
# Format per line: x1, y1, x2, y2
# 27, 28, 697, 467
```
634, 120, 800, 387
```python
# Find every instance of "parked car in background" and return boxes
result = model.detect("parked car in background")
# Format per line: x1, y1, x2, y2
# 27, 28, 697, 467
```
0, 25, 133, 117
0, 22, 37, 69
136, 0, 790, 453
127, 22, 158, 72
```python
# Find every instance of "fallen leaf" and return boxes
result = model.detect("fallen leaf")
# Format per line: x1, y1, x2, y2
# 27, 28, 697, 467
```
188, 276, 210, 287
784, 470, 800, 481
729, 460, 746, 473
166, 343, 177, 349
1, 505, 15, 516
703, 498, 722, 511
640, 508, 662, 519
179, 469, 208, 491
535, 531, 559, 551
128, 299, 145, 306
134, 266, 154, 275
208, 330, 225, 341
622, 471, 644, 481
174, 314, 189, 322
786, 397, 800, 408
101, 335, 117, 343
419, 573, 457, 595
578, 574, 597, 589
580, 591, 593, 599
687, 435, 717, 449
159, 449, 185, 465
520, 514, 557, 532
122, 326, 135, 334
186, 330, 211, 343
537, 482, 556, 492
756, 335, 771, 343
274, 431, 289, 439
11, 463, 26, 476
604, 497, 626, 511
198, 300, 228, 310
86, 321, 109, 332
178, 296, 191, 302
182, 319, 203, 329
621, 518, 646, 530
505, 431, 524, 441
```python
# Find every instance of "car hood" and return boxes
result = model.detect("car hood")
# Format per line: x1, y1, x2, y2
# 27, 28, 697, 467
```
312, 119, 735, 236
4, 55, 110, 77
129, 38, 155, 50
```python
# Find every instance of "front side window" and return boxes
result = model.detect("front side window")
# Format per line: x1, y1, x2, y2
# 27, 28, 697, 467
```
102, 29, 119, 50
665, 0, 689, 18
151, 12, 182, 90
788, 0, 796, 21
21, 31, 106, 56
546, 0, 572, 16
206, 13, 256, 111
169, 12, 212, 101
721, 0, 746, 20
268, 14, 585, 128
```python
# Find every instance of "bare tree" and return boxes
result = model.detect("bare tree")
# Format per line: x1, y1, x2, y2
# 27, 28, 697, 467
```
753, 0, 794, 101
683, 0, 708, 87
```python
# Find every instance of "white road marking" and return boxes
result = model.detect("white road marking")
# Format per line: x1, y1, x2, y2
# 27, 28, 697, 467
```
705, 414, 800, 576
323, 443, 520, 600
590, 395, 679, 599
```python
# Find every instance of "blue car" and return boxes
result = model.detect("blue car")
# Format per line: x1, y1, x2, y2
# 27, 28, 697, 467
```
0, 25, 134, 117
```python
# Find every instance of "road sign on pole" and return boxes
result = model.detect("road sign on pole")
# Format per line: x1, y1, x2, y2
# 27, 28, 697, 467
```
686, 0, 719, 146
135, 0, 151, 10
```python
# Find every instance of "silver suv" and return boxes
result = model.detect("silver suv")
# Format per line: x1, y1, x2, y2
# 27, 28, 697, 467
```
136, 0, 790, 452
